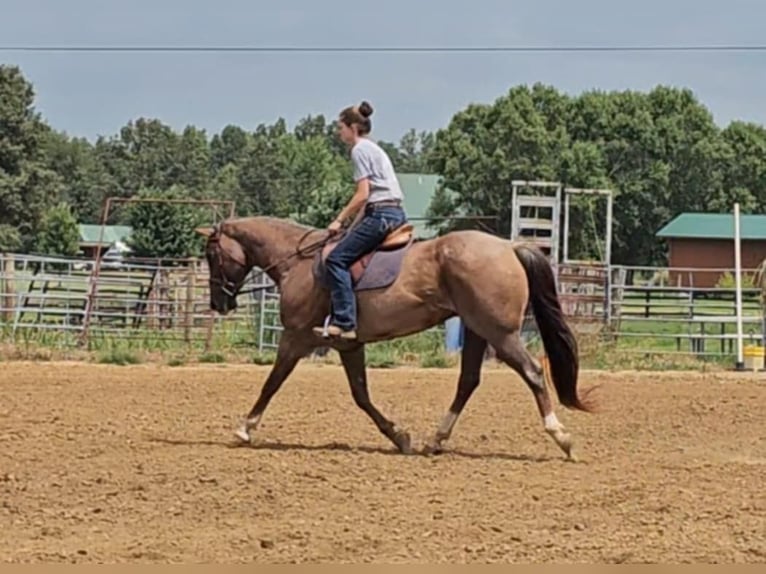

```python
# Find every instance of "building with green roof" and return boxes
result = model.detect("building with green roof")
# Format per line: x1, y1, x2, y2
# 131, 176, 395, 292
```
396, 173, 442, 238
77, 224, 133, 258
656, 213, 766, 241
396, 172, 480, 238
655, 212, 766, 287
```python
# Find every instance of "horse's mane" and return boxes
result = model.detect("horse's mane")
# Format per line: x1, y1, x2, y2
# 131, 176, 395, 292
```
222, 216, 320, 243
227, 215, 316, 232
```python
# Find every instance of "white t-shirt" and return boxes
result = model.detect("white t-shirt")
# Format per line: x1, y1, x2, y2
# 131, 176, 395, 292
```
350, 138, 404, 203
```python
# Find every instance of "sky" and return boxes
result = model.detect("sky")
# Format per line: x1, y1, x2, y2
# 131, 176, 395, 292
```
2, 0, 765, 143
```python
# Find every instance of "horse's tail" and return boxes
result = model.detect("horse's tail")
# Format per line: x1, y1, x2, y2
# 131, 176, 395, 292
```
512, 243, 597, 413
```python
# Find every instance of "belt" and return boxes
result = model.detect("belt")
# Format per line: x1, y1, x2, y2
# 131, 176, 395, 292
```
366, 200, 402, 211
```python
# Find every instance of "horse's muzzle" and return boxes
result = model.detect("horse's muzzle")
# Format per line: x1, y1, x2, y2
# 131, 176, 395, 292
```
213, 295, 238, 315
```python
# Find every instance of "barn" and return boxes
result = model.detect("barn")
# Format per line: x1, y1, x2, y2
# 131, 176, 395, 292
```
655, 212, 766, 288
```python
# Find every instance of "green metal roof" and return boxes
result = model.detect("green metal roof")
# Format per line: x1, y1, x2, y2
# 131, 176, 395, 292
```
78, 224, 133, 245
397, 172, 444, 238
656, 213, 766, 240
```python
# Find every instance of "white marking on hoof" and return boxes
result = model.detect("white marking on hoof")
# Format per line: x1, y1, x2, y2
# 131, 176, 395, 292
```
234, 427, 251, 443
543, 412, 576, 460
544, 412, 563, 433
234, 415, 261, 444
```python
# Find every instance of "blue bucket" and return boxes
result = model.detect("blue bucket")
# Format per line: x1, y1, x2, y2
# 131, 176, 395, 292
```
444, 316, 464, 353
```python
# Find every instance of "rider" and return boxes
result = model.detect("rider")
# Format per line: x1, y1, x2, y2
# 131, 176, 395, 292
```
313, 100, 407, 341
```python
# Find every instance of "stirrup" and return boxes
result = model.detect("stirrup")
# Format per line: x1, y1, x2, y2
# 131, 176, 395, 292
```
320, 314, 332, 338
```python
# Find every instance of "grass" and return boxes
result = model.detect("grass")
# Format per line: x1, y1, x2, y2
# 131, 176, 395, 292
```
97, 347, 142, 366
199, 352, 226, 364
0, 321, 757, 373
166, 355, 187, 367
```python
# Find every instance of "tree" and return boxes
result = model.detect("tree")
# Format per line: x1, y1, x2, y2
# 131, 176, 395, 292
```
396, 128, 437, 173
429, 82, 730, 266
570, 86, 724, 264
0, 225, 22, 253
111, 117, 183, 198
235, 121, 353, 221
718, 121, 766, 210
175, 125, 212, 196
429, 84, 570, 237
210, 163, 242, 213
124, 187, 208, 260
210, 125, 250, 171
41, 130, 109, 222
0, 65, 63, 250
293, 181, 354, 228
34, 202, 80, 257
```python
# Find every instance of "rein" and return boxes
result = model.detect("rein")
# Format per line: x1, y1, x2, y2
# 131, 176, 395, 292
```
210, 226, 337, 297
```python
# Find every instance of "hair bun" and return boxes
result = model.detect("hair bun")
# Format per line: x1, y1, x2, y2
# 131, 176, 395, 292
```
358, 101, 374, 118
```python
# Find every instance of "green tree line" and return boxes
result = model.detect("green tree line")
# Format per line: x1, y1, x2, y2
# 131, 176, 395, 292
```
2, 64, 764, 265
428, 84, 766, 265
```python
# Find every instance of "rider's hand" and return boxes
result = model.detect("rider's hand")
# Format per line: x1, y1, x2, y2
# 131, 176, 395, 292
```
327, 219, 342, 235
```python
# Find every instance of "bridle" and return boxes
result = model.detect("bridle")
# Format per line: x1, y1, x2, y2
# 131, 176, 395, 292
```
207, 223, 337, 297
207, 229, 250, 297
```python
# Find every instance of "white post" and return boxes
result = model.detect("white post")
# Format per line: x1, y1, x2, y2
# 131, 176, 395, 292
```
734, 202, 745, 370
563, 191, 570, 263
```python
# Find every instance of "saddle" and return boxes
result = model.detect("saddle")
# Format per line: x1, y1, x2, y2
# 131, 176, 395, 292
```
365, 222, 414, 251
312, 222, 415, 291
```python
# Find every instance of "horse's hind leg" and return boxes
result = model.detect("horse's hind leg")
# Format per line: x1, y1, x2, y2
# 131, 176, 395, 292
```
493, 332, 575, 460
339, 345, 414, 454
423, 327, 487, 455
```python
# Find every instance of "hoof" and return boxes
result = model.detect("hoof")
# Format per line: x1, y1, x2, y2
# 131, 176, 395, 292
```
421, 440, 445, 456
234, 427, 251, 444
233, 415, 261, 446
393, 429, 414, 455
555, 432, 575, 460
546, 426, 576, 461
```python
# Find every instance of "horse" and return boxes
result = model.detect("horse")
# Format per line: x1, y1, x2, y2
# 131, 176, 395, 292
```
195, 215, 598, 459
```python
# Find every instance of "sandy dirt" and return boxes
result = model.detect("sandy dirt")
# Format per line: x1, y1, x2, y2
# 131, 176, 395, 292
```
1, 361, 765, 563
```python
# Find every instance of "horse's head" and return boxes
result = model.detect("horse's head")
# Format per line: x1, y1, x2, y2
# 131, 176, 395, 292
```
195, 224, 251, 315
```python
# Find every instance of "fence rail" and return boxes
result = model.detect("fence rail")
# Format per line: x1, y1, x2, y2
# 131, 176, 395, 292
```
0, 252, 273, 350
1, 252, 764, 360
608, 264, 765, 358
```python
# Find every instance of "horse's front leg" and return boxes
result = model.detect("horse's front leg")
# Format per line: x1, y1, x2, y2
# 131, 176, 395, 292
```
339, 344, 413, 454
234, 331, 310, 444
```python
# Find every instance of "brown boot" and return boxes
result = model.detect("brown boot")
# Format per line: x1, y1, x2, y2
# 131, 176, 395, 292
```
312, 324, 358, 340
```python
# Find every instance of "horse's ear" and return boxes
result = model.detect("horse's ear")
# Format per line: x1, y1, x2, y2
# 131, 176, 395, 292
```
195, 226, 215, 237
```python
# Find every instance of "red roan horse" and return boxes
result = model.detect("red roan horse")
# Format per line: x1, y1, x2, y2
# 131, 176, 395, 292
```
196, 216, 597, 458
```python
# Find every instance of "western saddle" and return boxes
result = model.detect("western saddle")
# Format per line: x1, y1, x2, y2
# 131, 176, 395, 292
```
379, 222, 415, 250
316, 221, 416, 290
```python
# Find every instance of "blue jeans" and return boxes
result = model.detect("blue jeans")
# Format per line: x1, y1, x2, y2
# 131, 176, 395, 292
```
324, 204, 407, 330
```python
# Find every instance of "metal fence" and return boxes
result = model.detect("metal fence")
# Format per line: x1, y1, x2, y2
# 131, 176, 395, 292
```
1, 252, 764, 359
0, 252, 273, 351
213, 261, 766, 359
607, 264, 765, 358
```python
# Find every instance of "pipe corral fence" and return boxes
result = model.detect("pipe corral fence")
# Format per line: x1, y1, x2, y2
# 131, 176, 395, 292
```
2, 251, 764, 363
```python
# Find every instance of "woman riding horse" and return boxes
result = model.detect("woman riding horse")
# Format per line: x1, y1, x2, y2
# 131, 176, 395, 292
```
313, 101, 408, 341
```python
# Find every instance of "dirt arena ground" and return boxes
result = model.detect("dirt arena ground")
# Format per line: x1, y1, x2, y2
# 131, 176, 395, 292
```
1, 360, 765, 563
